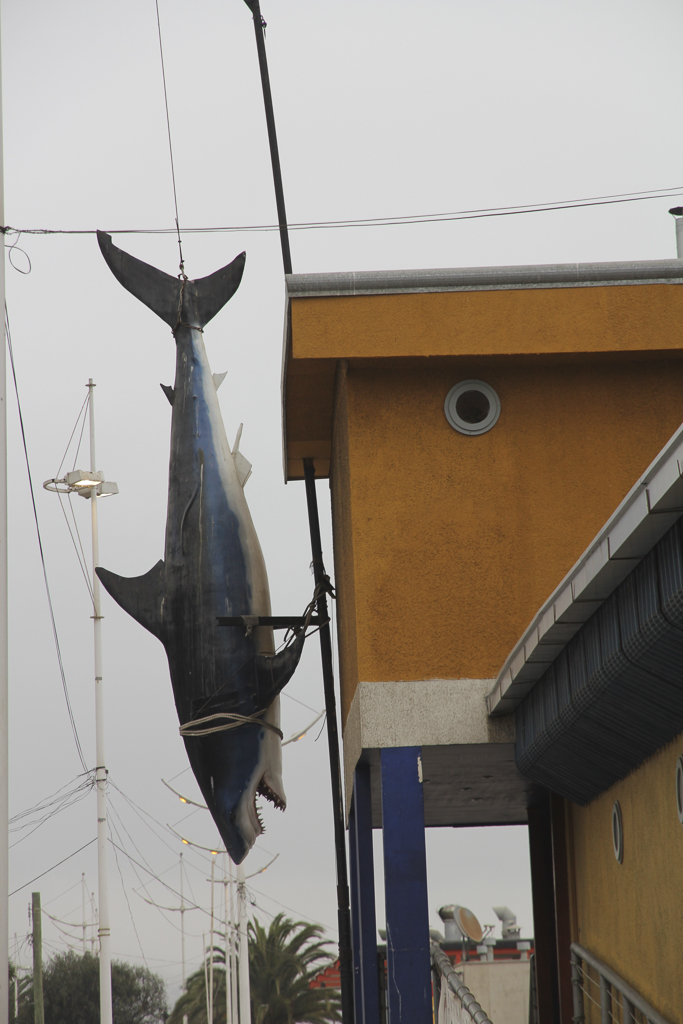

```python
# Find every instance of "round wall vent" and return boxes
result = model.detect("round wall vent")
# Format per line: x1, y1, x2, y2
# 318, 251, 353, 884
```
444, 380, 501, 436
676, 756, 683, 825
612, 801, 624, 863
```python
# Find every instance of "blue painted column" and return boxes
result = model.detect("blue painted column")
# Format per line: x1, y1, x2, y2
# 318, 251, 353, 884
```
353, 763, 380, 1024
348, 801, 364, 1024
381, 746, 432, 1024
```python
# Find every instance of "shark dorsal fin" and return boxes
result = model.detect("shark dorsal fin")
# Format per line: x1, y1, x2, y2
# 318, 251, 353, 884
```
97, 232, 246, 330
161, 384, 175, 406
96, 561, 166, 641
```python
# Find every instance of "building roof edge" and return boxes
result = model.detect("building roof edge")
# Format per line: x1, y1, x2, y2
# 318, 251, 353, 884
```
286, 259, 683, 297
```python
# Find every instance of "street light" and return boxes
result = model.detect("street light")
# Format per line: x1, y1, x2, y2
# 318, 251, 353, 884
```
43, 379, 117, 1024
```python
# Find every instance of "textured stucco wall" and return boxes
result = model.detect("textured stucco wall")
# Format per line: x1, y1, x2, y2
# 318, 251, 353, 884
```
330, 354, 683, 723
290, 283, 683, 361
571, 733, 683, 1022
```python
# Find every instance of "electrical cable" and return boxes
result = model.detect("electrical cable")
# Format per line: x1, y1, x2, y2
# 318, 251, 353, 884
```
2, 185, 683, 239
106, 812, 150, 967
154, 0, 185, 273
5, 304, 89, 773
55, 491, 95, 605
9, 838, 97, 897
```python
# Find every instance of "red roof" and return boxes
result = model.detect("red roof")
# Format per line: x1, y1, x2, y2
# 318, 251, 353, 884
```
310, 960, 341, 989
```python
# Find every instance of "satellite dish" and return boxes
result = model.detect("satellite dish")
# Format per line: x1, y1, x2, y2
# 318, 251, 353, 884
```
454, 905, 483, 943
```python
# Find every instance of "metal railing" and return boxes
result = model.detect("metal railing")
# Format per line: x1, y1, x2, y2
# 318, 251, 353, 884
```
431, 943, 494, 1024
571, 943, 673, 1024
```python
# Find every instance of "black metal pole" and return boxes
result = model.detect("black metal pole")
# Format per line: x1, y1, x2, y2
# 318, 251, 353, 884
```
243, 0, 293, 276
303, 458, 354, 1024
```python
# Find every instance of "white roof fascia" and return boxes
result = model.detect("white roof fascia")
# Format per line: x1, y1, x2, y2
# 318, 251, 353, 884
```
286, 259, 683, 298
487, 423, 683, 716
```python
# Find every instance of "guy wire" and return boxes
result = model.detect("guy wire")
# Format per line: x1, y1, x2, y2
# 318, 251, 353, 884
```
5, 304, 89, 773
155, 0, 185, 274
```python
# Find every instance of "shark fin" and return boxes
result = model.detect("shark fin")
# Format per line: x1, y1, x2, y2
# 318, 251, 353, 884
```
97, 231, 245, 331
160, 384, 175, 406
96, 560, 166, 641
183, 256, 246, 328
231, 423, 252, 487
97, 232, 181, 328
254, 632, 305, 709
213, 371, 228, 391
233, 452, 252, 488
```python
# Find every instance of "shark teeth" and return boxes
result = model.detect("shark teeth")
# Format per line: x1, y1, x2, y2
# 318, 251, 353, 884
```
257, 778, 286, 812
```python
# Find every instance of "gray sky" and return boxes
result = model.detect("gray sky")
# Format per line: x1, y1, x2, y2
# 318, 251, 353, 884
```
3, 0, 683, 1005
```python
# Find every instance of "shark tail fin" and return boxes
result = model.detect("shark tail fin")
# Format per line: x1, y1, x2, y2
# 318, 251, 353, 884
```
96, 560, 166, 641
97, 232, 245, 330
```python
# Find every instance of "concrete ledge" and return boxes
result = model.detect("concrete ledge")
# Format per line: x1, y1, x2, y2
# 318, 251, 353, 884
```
343, 679, 515, 817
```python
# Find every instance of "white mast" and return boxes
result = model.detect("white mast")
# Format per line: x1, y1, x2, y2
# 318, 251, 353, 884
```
0, 2, 9, 1015
237, 863, 251, 1024
180, 853, 186, 989
88, 380, 113, 1024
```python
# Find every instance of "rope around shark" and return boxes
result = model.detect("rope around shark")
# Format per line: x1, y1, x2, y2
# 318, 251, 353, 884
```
178, 576, 334, 740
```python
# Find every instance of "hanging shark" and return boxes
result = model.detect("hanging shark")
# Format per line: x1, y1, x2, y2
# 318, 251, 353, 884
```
95, 231, 304, 863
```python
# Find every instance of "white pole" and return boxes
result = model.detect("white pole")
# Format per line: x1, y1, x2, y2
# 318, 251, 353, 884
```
203, 934, 210, 1022
82, 873, 87, 953
88, 380, 113, 1024
180, 852, 186, 989
224, 859, 232, 1024
230, 861, 238, 1024
237, 864, 251, 1024
209, 857, 215, 1024
0, 4, 9, 1017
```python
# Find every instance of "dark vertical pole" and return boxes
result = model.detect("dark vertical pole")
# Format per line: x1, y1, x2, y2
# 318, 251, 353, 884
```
31, 893, 43, 1024
528, 794, 561, 1024
242, 0, 293, 276
303, 458, 354, 1023
381, 747, 432, 1024
349, 803, 363, 1024
550, 794, 574, 1024
354, 763, 381, 1024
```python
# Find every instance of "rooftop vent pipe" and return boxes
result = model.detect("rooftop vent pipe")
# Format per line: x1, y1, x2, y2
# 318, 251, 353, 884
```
669, 207, 683, 258
492, 906, 521, 940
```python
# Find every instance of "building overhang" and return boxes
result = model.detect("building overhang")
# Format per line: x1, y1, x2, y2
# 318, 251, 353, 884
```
282, 259, 683, 481
491, 419, 683, 804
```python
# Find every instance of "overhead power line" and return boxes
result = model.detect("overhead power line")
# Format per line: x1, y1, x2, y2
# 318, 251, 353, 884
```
5, 305, 89, 773
2, 185, 682, 239
9, 839, 97, 897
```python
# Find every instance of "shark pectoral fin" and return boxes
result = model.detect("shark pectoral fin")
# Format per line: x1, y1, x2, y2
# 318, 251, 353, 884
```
213, 372, 227, 391
96, 560, 166, 641
160, 384, 175, 406
233, 451, 252, 488
183, 252, 246, 328
255, 632, 305, 707
97, 232, 182, 328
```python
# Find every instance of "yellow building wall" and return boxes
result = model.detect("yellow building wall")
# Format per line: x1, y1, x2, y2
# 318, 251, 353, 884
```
330, 353, 683, 723
570, 734, 683, 1023
291, 282, 683, 361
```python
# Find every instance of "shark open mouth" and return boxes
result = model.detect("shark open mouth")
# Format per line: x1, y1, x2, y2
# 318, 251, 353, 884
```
257, 778, 286, 812
233, 697, 286, 851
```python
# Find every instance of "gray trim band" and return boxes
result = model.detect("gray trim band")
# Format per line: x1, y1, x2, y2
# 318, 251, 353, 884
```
286, 259, 683, 297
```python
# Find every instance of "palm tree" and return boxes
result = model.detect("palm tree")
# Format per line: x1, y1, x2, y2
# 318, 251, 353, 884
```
248, 915, 341, 1024
168, 916, 340, 1024
167, 946, 227, 1024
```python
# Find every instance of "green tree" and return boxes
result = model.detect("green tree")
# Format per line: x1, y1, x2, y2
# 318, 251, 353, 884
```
168, 916, 340, 1024
17, 950, 167, 1024
167, 947, 227, 1024
248, 915, 341, 1024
